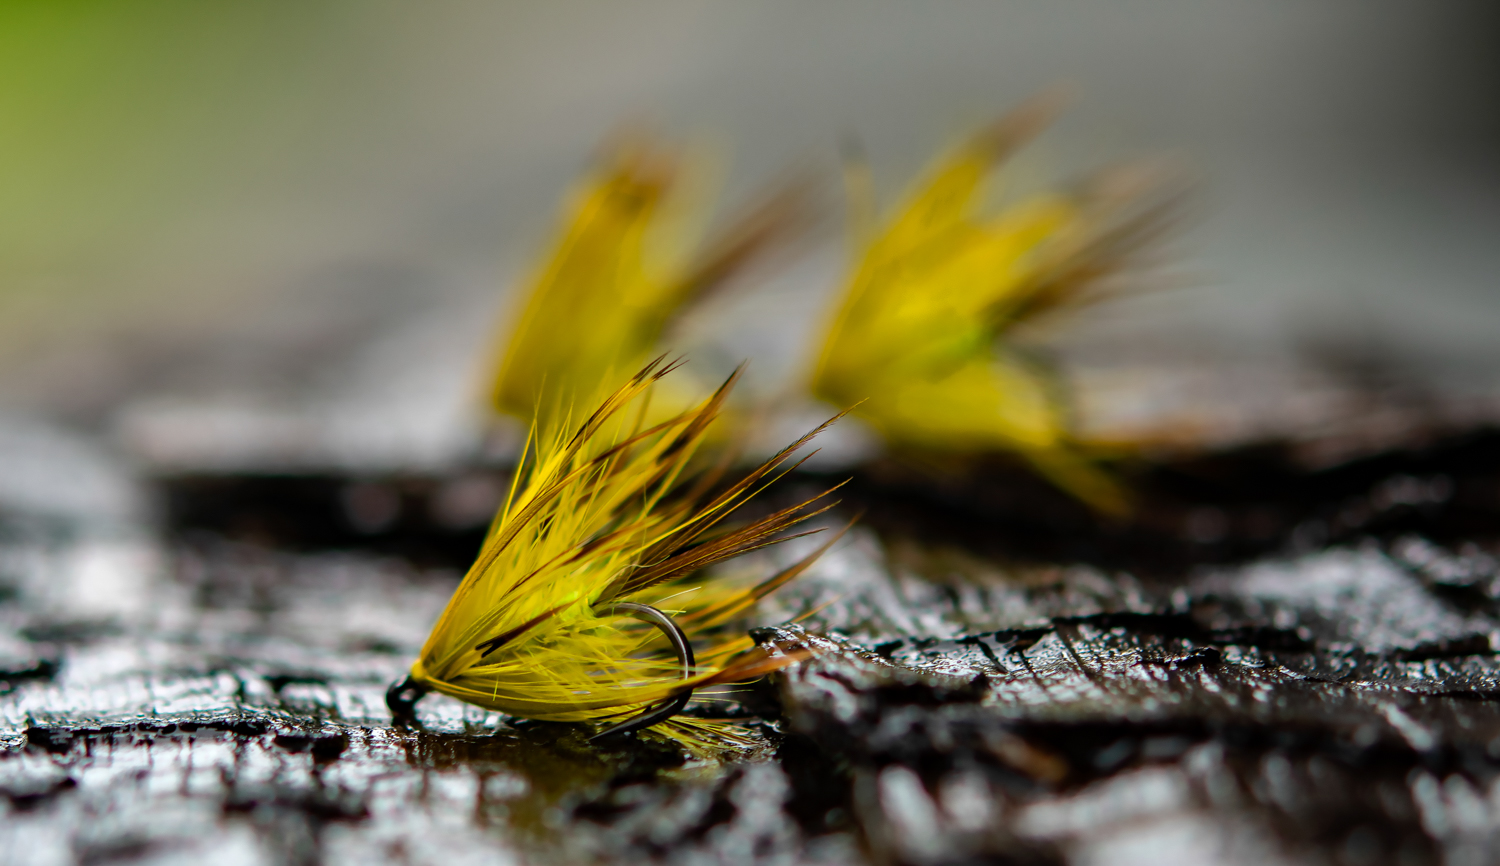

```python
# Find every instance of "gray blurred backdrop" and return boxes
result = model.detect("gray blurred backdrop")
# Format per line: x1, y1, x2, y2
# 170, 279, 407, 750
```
2, 2, 1497, 457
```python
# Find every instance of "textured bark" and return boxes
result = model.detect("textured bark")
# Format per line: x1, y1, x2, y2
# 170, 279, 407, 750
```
5, 430, 1500, 865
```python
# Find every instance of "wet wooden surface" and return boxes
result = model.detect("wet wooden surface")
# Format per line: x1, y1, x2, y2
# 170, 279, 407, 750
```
6, 424, 1500, 865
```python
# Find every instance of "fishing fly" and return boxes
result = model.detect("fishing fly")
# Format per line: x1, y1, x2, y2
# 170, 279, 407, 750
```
810, 96, 1178, 512
390, 358, 844, 748
489, 135, 810, 434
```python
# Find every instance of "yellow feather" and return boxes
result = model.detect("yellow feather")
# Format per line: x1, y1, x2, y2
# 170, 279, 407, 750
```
412, 359, 842, 748
488, 137, 811, 435
491, 142, 696, 429
812, 99, 1175, 513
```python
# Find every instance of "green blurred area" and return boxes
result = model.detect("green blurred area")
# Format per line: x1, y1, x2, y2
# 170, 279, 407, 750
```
1, 1, 376, 355
1, 1, 1496, 414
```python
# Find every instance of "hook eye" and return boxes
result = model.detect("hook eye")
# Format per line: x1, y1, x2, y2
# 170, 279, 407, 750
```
588, 601, 696, 741
386, 674, 430, 721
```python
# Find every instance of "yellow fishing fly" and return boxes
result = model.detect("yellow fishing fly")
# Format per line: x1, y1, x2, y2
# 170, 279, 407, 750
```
811, 98, 1175, 513
489, 136, 806, 434
391, 359, 842, 749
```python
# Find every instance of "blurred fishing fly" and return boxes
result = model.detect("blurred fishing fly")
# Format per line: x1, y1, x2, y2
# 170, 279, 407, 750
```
489, 135, 809, 433
811, 97, 1177, 512
391, 359, 843, 748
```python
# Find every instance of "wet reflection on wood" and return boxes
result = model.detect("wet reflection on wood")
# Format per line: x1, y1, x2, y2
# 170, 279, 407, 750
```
4, 423, 1500, 864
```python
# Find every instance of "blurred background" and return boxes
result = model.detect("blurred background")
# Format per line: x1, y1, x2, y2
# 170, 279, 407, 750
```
2, 0, 1499, 468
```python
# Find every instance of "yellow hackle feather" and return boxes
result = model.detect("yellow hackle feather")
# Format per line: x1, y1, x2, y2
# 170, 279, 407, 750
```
490, 136, 808, 434
412, 358, 843, 749
811, 98, 1175, 513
